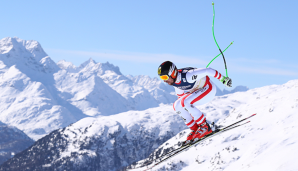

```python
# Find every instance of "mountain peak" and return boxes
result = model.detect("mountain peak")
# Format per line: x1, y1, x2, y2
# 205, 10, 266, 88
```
57, 60, 77, 71
0, 37, 48, 62
77, 59, 122, 76
79, 58, 97, 69
40, 56, 60, 73
98, 62, 122, 75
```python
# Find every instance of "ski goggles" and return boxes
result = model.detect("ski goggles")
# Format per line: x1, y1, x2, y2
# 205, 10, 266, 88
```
159, 75, 170, 81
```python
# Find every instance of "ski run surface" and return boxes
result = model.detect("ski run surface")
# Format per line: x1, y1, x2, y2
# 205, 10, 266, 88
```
0, 37, 297, 170
130, 80, 298, 171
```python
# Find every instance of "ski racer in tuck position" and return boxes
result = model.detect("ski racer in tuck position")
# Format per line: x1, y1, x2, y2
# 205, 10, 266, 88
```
158, 61, 232, 145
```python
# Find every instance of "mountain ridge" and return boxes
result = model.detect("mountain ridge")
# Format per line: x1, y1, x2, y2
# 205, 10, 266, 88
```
0, 37, 249, 141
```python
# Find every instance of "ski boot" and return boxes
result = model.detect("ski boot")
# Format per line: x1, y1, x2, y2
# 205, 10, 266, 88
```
181, 130, 196, 147
192, 120, 213, 143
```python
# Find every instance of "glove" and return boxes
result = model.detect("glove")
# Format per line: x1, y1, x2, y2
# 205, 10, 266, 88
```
220, 76, 232, 87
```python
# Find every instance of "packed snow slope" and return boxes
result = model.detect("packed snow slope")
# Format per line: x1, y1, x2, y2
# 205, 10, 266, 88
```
129, 79, 298, 171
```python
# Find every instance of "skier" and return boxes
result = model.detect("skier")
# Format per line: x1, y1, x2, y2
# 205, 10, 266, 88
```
158, 61, 232, 145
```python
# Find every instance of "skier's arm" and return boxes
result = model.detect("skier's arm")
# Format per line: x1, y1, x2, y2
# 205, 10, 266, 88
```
187, 68, 232, 87
186, 68, 222, 81
175, 87, 185, 98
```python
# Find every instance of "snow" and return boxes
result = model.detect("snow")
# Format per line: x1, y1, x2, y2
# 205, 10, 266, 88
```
57, 60, 77, 72
0, 37, 180, 140
0, 37, 248, 141
49, 104, 186, 168
131, 79, 298, 171
1, 37, 298, 170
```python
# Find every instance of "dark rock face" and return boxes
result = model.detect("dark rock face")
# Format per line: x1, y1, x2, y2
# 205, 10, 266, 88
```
0, 123, 34, 165
0, 125, 178, 171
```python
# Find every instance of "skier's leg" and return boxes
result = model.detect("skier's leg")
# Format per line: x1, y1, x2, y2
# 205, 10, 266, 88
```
180, 80, 217, 140
173, 98, 198, 144
173, 98, 198, 131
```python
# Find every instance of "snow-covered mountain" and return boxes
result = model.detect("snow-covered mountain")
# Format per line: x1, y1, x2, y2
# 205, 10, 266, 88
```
0, 105, 187, 171
0, 37, 248, 141
0, 37, 181, 140
0, 121, 34, 165
0, 37, 88, 140
1, 78, 297, 171
127, 75, 177, 105
216, 85, 249, 96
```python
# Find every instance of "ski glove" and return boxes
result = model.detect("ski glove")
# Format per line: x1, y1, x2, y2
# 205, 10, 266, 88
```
220, 76, 232, 87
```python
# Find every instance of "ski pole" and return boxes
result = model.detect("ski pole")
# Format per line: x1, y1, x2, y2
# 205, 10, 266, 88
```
206, 41, 233, 69
206, 2, 233, 77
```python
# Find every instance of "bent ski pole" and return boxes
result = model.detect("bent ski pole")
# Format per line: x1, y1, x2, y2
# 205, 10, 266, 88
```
207, 2, 233, 77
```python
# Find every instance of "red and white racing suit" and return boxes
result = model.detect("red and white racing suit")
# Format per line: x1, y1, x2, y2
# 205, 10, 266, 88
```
173, 67, 223, 131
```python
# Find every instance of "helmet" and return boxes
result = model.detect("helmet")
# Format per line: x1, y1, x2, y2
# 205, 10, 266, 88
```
158, 61, 178, 80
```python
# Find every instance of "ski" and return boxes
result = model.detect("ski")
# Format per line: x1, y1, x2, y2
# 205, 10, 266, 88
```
142, 114, 256, 170
143, 120, 251, 171
153, 113, 256, 160
128, 114, 256, 171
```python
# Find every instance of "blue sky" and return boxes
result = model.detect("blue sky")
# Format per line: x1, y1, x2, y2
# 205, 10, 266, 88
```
1, 0, 297, 90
